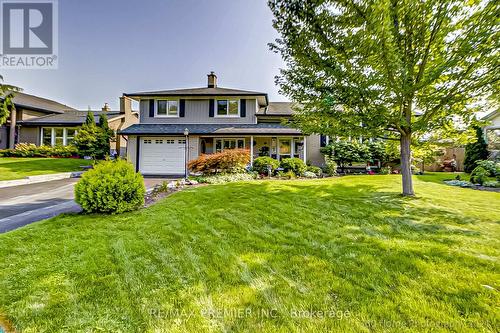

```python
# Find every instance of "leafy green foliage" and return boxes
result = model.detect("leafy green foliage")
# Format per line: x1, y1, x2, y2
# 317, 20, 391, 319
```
280, 157, 306, 176
306, 165, 322, 177
0, 75, 21, 126
253, 156, 280, 175
75, 159, 145, 214
192, 173, 256, 184
464, 127, 490, 173
321, 141, 371, 170
188, 149, 250, 174
0, 143, 78, 157
323, 156, 338, 176
476, 160, 500, 178
73, 113, 112, 159
269, 0, 499, 195
470, 166, 490, 185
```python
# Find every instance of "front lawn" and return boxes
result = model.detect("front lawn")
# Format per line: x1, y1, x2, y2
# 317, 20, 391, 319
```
0, 157, 91, 181
0, 175, 499, 332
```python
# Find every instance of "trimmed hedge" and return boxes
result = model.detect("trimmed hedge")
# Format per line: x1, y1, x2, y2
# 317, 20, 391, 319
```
280, 158, 307, 176
188, 149, 250, 175
253, 156, 280, 175
0, 143, 78, 158
75, 159, 145, 214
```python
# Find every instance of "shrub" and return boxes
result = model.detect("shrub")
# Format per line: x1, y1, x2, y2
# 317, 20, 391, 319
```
483, 180, 500, 188
464, 126, 489, 173
379, 166, 392, 175
253, 156, 280, 175
0, 143, 78, 158
323, 156, 337, 176
188, 149, 250, 174
303, 171, 317, 178
280, 158, 306, 176
470, 166, 490, 185
306, 165, 322, 177
192, 173, 256, 184
75, 159, 145, 214
476, 160, 500, 178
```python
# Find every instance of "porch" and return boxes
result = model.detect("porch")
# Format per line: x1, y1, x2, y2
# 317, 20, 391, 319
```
197, 136, 307, 164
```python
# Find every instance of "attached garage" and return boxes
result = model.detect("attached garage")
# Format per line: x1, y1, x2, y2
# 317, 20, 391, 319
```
139, 137, 186, 175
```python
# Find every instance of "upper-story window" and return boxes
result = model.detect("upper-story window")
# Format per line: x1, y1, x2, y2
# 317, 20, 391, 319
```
156, 99, 179, 117
216, 99, 239, 117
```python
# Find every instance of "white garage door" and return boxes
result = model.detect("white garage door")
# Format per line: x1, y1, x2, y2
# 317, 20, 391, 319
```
139, 137, 186, 174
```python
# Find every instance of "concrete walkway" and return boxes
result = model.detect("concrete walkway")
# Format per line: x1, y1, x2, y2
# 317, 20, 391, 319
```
0, 178, 80, 233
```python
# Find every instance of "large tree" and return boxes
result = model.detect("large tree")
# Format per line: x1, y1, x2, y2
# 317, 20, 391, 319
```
0, 75, 21, 126
269, 0, 499, 195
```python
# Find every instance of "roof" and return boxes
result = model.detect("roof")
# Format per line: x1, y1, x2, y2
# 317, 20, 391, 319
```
119, 123, 302, 136
8, 91, 76, 114
257, 102, 294, 116
19, 110, 125, 126
482, 110, 499, 120
124, 86, 269, 106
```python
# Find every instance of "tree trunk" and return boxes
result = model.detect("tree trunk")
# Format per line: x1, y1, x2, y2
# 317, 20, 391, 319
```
400, 133, 414, 196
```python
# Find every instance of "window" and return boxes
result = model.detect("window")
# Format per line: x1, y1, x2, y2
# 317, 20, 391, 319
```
41, 127, 78, 146
155, 139, 163, 144
215, 138, 245, 152
156, 100, 179, 117
279, 139, 291, 159
42, 128, 52, 145
216, 99, 239, 117
144, 139, 152, 144
66, 129, 77, 146
178, 139, 186, 144
165, 139, 175, 144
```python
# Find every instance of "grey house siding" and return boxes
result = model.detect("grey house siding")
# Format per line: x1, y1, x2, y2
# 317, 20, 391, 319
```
140, 99, 257, 124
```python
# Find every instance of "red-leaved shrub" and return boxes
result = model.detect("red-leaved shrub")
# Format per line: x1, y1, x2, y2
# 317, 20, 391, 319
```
188, 149, 250, 174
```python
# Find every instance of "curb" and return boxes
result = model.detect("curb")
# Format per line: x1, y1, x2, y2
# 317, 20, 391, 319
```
0, 171, 82, 189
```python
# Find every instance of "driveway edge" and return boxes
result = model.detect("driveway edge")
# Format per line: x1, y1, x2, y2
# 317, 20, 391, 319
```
0, 171, 83, 189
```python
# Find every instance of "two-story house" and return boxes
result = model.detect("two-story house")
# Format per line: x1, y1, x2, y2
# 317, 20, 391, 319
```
120, 72, 324, 175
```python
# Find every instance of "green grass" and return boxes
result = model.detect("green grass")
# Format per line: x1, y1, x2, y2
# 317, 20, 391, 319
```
0, 157, 91, 181
415, 171, 470, 184
0, 175, 499, 332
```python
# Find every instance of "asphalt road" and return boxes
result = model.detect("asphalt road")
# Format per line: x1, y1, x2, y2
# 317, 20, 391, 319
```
0, 178, 81, 233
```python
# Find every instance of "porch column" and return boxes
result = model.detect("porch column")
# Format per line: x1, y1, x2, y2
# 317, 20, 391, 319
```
250, 135, 254, 166
303, 136, 307, 163
8, 107, 16, 149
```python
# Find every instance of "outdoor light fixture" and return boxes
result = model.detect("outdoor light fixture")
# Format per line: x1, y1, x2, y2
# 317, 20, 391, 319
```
184, 128, 189, 179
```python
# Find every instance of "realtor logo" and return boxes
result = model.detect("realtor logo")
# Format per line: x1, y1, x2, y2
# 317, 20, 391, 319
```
0, 0, 58, 68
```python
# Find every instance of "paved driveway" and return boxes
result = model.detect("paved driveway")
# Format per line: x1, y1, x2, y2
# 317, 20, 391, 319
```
0, 177, 171, 233
0, 178, 80, 233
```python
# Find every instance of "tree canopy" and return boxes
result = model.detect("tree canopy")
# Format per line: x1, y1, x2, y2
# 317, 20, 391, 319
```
269, 0, 499, 195
0, 75, 21, 126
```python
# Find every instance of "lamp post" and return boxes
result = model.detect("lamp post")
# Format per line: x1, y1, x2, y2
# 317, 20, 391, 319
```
184, 128, 189, 179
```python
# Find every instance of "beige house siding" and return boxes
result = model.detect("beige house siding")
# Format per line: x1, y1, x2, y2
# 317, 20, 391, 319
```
20, 109, 47, 120
126, 136, 137, 167
139, 98, 257, 124
306, 134, 324, 166
18, 127, 40, 145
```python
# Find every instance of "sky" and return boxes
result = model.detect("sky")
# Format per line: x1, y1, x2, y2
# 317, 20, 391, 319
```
2, 0, 287, 110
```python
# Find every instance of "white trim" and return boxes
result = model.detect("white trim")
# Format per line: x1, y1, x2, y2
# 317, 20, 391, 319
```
214, 99, 240, 118
155, 99, 180, 118
250, 135, 254, 165
40, 127, 78, 147
303, 136, 307, 163
214, 137, 246, 152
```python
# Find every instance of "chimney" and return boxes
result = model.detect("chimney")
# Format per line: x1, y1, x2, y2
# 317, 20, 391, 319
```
207, 71, 217, 88
119, 96, 132, 116
102, 103, 111, 111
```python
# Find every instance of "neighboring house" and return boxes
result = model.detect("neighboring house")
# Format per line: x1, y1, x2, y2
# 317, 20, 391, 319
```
0, 91, 75, 149
120, 72, 324, 176
482, 110, 500, 158
19, 97, 138, 155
